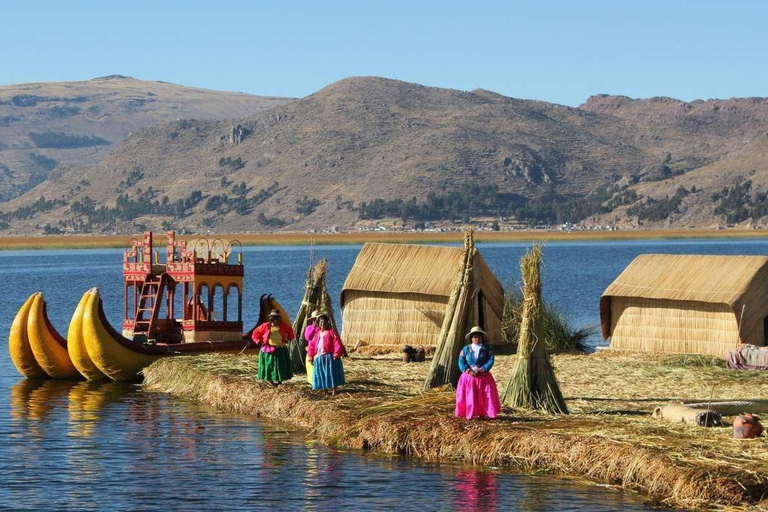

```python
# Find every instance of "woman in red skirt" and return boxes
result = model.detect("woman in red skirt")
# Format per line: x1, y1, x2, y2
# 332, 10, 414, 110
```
455, 326, 501, 420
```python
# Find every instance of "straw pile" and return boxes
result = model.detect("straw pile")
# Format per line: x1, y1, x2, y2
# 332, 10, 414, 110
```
502, 245, 568, 413
423, 230, 475, 390
143, 350, 768, 509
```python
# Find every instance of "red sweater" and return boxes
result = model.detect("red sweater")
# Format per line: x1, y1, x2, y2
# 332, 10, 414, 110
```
251, 322, 295, 346
306, 328, 344, 360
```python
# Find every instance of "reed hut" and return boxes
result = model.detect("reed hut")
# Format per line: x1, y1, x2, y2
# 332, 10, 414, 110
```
340, 242, 505, 352
601, 254, 768, 358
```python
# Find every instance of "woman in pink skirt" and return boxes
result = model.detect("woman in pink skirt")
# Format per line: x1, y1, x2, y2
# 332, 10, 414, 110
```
455, 326, 501, 420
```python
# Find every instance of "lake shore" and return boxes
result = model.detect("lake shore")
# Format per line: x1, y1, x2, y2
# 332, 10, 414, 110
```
2, 228, 768, 250
143, 350, 768, 509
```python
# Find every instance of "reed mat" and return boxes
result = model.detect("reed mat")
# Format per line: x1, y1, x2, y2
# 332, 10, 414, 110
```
143, 350, 768, 509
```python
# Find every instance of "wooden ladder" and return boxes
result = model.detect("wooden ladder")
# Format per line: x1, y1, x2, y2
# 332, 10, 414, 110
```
133, 273, 170, 339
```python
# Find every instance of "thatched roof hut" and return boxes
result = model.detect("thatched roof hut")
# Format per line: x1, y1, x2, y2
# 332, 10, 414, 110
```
601, 254, 768, 357
340, 242, 505, 351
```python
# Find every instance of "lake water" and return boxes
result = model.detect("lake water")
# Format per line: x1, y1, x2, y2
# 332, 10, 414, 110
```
4, 237, 760, 510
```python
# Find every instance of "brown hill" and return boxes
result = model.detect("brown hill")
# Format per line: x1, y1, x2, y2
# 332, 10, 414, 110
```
0, 75, 292, 200
2, 77, 768, 234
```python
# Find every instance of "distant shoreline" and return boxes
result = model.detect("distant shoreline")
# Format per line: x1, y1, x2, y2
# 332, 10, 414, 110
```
1, 229, 767, 251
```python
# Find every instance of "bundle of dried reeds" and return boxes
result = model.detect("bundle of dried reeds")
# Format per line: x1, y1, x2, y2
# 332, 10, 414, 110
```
423, 230, 475, 390
314, 260, 340, 335
289, 268, 315, 374
502, 245, 568, 413
290, 259, 341, 373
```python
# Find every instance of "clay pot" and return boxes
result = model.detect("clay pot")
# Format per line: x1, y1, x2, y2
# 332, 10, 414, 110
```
733, 413, 763, 439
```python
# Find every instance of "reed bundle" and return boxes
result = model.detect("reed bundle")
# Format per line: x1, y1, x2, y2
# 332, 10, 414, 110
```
423, 230, 475, 390
502, 245, 568, 413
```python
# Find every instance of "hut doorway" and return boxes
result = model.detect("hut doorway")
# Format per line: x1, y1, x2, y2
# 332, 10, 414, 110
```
764, 316, 768, 345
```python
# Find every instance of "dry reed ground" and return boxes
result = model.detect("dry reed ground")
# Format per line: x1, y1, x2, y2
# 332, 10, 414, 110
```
143, 350, 768, 509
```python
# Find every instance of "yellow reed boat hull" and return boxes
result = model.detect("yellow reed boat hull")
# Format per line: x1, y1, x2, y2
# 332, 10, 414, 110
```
27, 293, 80, 379
68, 290, 108, 381
82, 290, 162, 382
9, 294, 47, 379
82, 288, 258, 382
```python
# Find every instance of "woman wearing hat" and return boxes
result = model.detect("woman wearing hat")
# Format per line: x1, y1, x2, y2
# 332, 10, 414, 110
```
455, 326, 501, 420
302, 310, 321, 386
251, 309, 295, 384
306, 312, 345, 395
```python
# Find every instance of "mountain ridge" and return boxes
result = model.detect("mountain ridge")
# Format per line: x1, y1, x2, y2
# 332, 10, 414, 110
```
2, 76, 767, 234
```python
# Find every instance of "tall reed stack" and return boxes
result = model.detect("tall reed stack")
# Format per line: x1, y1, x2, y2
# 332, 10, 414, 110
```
423, 230, 475, 390
290, 259, 339, 373
502, 245, 568, 413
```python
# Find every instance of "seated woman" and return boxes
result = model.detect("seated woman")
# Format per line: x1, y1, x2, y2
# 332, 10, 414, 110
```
306, 313, 345, 395
455, 326, 501, 420
251, 309, 295, 384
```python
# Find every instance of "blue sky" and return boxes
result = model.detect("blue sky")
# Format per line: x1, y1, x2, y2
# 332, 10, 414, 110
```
1, 0, 765, 106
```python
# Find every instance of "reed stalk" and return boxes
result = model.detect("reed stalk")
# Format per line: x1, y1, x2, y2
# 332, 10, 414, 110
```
502, 245, 568, 413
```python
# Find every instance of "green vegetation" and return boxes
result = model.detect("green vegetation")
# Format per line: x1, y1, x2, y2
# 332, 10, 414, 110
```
116, 168, 145, 191
68, 189, 205, 230
28, 131, 111, 149
710, 179, 767, 224
0, 196, 66, 222
359, 183, 638, 226
218, 157, 245, 171
48, 105, 81, 118
501, 279, 595, 353
296, 196, 321, 216
257, 212, 286, 228
627, 186, 690, 222
0, 115, 21, 126
203, 182, 280, 215
29, 153, 59, 171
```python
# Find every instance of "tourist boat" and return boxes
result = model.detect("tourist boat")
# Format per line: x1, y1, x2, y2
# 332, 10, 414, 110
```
9, 231, 288, 382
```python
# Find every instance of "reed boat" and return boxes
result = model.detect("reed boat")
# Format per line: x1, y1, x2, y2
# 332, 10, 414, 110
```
9, 231, 289, 382
81, 287, 261, 381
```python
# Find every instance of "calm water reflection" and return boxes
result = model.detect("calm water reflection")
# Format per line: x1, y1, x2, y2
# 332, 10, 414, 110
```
4, 238, 756, 510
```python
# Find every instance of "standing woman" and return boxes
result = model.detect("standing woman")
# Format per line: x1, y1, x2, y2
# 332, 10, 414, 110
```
252, 309, 295, 384
307, 313, 345, 395
455, 326, 501, 420
302, 310, 321, 386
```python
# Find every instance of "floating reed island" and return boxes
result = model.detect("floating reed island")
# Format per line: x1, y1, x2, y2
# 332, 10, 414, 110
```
143, 350, 768, 510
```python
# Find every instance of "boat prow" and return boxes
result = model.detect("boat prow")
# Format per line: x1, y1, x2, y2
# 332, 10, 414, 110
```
82, 289, 165, 382
27, 292, 80, 379
68, 289, 108, 381
9, 294, 47, 379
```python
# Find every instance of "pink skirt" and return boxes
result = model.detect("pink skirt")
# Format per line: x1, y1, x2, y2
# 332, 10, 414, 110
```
455, 371, 501, 420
